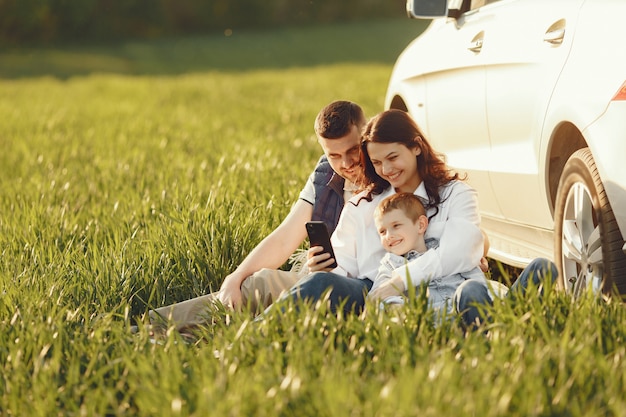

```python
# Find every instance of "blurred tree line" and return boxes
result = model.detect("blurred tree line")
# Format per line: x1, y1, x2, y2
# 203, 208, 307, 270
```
0, 0, 406, 45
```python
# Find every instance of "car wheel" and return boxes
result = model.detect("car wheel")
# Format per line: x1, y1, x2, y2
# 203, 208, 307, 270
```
554, 148, 626, 298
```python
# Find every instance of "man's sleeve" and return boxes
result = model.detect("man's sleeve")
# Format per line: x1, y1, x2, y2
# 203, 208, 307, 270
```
299, 158, 324, 205
298, 173, 316, 206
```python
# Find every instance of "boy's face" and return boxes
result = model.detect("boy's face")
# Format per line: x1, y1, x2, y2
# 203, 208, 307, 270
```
375, 208, 425, 256
317, 124, 362, 184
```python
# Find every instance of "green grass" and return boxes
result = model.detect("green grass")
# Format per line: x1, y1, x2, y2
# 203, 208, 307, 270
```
1, 17, 626, 417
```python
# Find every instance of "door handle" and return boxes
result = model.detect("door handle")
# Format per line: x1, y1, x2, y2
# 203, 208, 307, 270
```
468, 31, 484, 53
544, 28, 565, 45
544, 19, 566, 45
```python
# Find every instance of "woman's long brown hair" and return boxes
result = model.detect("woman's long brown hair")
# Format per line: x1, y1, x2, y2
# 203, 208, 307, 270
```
358, 109, 464, 213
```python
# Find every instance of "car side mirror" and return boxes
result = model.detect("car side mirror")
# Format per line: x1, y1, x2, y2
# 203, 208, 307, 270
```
406, 0, 448, 19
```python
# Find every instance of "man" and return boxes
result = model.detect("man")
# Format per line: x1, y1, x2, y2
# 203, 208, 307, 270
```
148, 100, 367, 330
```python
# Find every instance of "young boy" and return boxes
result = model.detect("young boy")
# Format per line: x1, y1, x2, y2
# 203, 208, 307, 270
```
372, 192, 487, 311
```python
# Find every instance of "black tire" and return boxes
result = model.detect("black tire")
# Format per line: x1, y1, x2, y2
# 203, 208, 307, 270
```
554, 148, 626, 298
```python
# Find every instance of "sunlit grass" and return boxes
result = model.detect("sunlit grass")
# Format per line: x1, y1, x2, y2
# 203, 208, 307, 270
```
1, 18, 625, 417
0, 65, 393, 315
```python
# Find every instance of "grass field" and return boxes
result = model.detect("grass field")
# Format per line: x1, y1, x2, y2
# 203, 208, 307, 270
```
1, 18, 626, 417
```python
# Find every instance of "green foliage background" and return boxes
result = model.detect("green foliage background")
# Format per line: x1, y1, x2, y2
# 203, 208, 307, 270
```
0, 0, 405, 45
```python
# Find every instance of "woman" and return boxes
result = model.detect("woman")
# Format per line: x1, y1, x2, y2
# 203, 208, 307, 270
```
288, 109, 486, 316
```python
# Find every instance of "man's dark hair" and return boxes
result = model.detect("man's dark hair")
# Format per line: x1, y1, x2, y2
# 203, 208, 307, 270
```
314, 101, 367, 139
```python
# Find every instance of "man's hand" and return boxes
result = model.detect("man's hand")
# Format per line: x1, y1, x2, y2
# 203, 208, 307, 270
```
307, 246, 337, 273
367, 275, 404, 302
218, 273, 244, 310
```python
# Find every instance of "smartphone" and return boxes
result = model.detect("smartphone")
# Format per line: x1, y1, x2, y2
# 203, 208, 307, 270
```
306, 221, 338, 269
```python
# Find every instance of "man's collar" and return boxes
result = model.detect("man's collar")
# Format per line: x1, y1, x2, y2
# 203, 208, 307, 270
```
327, 171, 345, 195
343, 180, 358, 193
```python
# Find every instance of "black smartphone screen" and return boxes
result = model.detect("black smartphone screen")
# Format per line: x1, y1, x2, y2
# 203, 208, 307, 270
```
305, 221, 338, 269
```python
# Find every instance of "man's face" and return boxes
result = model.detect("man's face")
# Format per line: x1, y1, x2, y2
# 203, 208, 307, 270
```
317, 124, 362, 183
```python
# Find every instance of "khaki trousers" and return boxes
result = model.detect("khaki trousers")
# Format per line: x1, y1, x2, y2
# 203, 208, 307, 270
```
149, 268, 301, 331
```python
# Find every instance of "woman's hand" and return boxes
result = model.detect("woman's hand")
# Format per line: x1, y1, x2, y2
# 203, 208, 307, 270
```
367, 275, 404, 302
307, 246, 336, 273
479, 257, 489, 273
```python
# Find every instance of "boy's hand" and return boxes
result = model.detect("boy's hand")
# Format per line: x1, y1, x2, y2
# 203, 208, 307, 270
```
368, 275, 404, 302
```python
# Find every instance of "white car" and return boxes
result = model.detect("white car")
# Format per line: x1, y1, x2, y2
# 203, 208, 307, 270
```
385, 0, 626, 297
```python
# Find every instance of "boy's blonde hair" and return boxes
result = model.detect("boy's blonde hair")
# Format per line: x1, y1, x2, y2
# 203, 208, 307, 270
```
374, 192, 426, 223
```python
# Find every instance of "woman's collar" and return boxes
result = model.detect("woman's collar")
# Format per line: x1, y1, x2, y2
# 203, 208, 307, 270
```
413, 181, 427, 199
393, 181, 426, 198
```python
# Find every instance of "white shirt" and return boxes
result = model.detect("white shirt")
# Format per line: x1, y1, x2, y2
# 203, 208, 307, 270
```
330, 180, 483, 290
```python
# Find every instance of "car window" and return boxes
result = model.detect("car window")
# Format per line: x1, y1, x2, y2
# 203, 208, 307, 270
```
470, 0, 501, 10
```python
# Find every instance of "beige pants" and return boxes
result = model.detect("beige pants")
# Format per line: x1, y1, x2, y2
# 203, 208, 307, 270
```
149, 268, 301, 331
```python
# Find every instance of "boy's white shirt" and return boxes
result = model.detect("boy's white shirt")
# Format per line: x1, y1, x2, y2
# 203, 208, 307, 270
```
330, 180, 483, 290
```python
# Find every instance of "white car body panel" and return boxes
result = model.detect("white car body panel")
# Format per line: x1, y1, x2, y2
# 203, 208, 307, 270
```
386, 0, 626, 269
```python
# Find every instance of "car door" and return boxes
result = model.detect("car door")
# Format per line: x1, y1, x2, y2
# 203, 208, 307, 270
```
419, 3, 500, 218
480, 0, 582, 229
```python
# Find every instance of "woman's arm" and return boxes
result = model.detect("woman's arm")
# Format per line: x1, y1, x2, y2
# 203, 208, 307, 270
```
324, 201, 359, 277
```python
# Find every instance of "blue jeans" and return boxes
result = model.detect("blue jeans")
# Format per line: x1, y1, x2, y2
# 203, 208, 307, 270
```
288, 272, 374, 315
454, 258, 558, 328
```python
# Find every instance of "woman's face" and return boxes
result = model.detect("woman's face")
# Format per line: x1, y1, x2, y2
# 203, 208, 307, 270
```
367, 141, 421, 193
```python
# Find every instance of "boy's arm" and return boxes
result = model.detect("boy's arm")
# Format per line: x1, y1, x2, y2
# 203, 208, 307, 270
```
218, 199, 312, 308
370, 253, 395, 293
